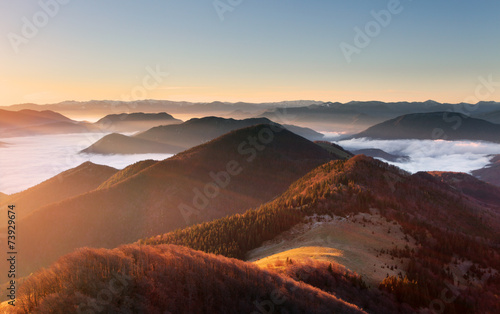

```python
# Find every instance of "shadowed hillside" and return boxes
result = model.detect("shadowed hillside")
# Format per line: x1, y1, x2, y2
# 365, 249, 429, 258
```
472, 155, 500, 187
314, 141, 354, 159
475, 109, 500, 124
429, 171, 500, 208
351, 112, 500, 143
0, 162, 117, 220
97, 159, 158, 189
3, 124, 339, 280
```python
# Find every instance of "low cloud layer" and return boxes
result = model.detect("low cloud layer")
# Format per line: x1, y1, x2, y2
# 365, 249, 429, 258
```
1, 133, 498, 195
337, 138, 500, 174
0, 133, 172, 194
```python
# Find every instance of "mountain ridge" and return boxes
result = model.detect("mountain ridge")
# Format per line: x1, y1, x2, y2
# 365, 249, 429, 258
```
3, 124, 339, 279
0, 162, 117, 220
351, 112, 500, 142
82, 116, 324, 155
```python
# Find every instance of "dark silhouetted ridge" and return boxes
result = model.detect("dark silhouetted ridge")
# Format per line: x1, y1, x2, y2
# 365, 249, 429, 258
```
351, 112, 500, 142
81, 133, 184, 155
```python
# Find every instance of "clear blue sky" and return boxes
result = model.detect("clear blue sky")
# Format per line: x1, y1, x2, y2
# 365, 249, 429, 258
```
1, 0, 499, 105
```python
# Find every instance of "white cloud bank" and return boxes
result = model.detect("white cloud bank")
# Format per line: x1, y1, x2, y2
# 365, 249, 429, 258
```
1, 133, 498, 195
337, 138, 500, 174
0, 133, 172, 194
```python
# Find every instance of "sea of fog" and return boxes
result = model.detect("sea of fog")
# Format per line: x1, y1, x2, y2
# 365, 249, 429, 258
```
0, 132, 498, 195
0, 133, 173, 194
336, 138, 500, 174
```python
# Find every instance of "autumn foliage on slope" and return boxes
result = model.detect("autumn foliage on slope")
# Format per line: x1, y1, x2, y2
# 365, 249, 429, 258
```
13, 245, 365, 314
261, 258, 413, 314
145, 155, 500, 313
5, 124, 335, 279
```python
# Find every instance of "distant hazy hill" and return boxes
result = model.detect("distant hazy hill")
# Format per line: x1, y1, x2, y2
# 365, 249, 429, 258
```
350, 148, 409, 162
259, 101, 500, 132
81, 133, 184, 154
3, 100, 321, 122
94, 112, 182, 132
472, 155, 500, 187
136, 117, 324, 148
0, 109, 97, 137
82, 117, 324, 154
10, 245, 364, 314
475, 110, 500, 124
6, 124, 338, 278
0, 162, 117, 220
259, 104, 379, 133
351, 112, 500, 143
314, 141, 354, 159
0, 109, 71, 129
147, 155, 500, 312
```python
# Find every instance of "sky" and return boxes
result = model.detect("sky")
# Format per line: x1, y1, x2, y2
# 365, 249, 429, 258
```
1, 0, 499, 106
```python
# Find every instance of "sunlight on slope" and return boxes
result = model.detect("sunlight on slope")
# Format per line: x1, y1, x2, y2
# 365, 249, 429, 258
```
248, 212, 417, 286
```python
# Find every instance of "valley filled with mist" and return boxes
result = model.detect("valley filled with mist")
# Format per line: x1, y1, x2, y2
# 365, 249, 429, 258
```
0, 100, 499, 313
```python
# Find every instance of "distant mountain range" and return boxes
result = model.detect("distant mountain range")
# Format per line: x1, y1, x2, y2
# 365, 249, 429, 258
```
4, 100, 500, 133
351, 112, 500, 143
258, 100, 500, 132
2, 100, 320, 122
0, 109, 184, 138
3, 124, 340, 278
82, 117, 324, 155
